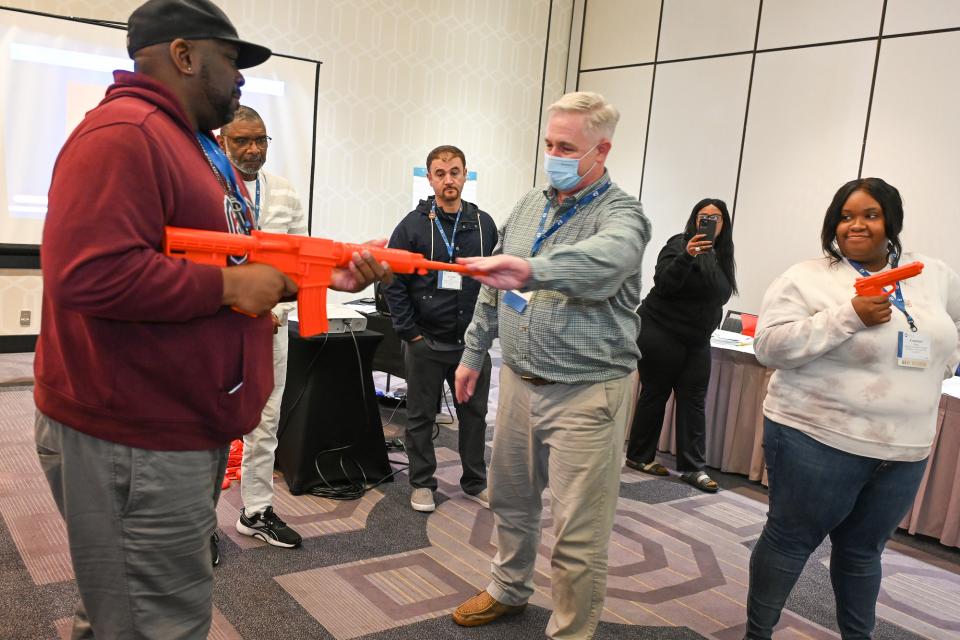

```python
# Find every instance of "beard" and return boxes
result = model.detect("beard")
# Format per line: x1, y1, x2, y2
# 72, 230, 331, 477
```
437, 186, 460, 204
229, 155, 265, 176
200, 66, 239, 129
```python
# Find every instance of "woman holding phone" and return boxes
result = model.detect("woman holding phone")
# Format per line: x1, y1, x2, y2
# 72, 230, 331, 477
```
625, 198, 737, 492
745, 178, 960, 638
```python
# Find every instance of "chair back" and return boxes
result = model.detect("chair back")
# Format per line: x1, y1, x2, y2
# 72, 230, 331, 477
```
721, 309, 758, 337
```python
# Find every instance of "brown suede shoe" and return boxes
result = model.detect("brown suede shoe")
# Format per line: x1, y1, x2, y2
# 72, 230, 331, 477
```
452, 590, 527, 627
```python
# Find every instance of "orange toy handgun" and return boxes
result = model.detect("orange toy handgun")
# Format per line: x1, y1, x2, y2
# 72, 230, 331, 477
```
854, 261, 924, 297
164, 226, 474, 336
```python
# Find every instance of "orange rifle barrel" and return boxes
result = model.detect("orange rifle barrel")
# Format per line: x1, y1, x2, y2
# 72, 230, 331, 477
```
414, 258, 476, 274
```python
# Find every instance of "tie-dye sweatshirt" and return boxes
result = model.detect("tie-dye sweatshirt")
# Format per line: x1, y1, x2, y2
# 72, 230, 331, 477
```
755, 253, 960, 461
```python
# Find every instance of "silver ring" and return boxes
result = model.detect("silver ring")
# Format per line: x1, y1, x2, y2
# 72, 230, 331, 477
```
695, 247, 701, 252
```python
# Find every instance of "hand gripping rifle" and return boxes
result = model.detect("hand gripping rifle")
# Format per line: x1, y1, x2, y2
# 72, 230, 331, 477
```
164, 226, 474, 336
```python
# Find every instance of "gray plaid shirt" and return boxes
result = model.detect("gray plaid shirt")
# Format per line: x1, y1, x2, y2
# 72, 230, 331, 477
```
461, 171, 651, 383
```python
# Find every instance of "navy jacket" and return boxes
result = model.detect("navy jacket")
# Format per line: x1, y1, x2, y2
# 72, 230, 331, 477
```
384, 197, 498, 344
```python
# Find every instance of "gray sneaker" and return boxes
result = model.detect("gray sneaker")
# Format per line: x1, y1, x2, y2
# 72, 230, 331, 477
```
410, 487, 436, 512
463, 489, 489, 509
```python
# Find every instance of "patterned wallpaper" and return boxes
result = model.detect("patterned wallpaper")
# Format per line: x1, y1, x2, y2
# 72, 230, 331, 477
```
0, 0, 574, 334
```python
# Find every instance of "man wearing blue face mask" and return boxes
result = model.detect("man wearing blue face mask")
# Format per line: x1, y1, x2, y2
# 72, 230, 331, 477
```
451, 92, 651, 639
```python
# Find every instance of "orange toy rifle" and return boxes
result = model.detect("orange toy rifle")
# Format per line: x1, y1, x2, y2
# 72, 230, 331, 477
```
853, 261, 924, 297
164, 226, 475, 336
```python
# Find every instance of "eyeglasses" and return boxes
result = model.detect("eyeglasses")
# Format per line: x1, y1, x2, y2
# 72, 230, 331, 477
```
225, 135, 271, 149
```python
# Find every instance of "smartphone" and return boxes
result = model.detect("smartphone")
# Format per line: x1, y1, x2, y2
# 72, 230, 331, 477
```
697, 217, 718, 244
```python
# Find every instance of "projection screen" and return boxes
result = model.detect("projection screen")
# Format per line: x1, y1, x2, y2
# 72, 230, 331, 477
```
0, 7, 320, 248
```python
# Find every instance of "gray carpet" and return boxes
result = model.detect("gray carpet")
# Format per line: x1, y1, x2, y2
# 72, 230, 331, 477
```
2, 382, 958, 639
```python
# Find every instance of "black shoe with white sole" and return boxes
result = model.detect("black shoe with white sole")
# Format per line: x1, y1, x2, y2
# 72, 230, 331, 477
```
236, 506, 302, 548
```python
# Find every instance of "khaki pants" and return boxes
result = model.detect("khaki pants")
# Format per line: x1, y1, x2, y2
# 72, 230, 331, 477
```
240, 325, 288, 515
486, 366, 637, 640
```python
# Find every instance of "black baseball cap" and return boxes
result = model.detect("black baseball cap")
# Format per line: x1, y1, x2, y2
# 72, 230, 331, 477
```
127, 0, 272, 69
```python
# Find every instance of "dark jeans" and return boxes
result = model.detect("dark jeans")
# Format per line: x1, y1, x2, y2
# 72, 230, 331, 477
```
745, 418, 928, 640
401, 339, 491, 494
627, 317, 711, 472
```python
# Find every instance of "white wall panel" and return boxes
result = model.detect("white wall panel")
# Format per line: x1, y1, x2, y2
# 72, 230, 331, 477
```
566, 0, 586, 92
535, 0, 579, 185
577, 66, 652, 199
861, 31, 960, 279
658, 0, 758, 61
580, 0, 660, 69
884, 0, 960, 35
640, 54, 752, 290
758, 0, 882, 49
731, 42, 876, 314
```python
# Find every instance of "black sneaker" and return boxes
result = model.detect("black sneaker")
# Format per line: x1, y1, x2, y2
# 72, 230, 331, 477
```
235, 506, 302, 548
211, 531, 220, 567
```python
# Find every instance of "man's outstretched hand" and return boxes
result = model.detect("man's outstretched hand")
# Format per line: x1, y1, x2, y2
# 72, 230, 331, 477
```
457, 255, 531, 290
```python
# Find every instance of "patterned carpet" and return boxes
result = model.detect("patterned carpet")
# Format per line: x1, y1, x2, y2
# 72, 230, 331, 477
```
1, 375, 959, 639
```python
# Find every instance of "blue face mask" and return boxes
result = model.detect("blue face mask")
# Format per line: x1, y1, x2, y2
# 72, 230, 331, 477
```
544, 144, 598, 191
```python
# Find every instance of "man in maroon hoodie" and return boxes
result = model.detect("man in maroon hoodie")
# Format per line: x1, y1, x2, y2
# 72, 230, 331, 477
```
33, 1, 390, 637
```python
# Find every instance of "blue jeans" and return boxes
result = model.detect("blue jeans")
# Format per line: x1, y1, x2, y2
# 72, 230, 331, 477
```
745, 418, 927, 640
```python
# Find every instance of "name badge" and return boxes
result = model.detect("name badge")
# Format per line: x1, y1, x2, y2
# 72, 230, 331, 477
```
438, 271, 462, 291
503, 289, 532, 313
897, 331, 930, 368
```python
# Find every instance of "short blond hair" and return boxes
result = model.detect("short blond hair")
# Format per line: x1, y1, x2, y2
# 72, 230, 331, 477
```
546, 91, 620, 141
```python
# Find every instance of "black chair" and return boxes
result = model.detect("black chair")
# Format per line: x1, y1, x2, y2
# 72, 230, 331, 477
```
721, 309, 758, 336
374, 281, 391, 316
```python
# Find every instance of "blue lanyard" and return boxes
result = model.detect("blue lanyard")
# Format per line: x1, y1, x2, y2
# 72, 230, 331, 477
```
252, 176, 261, 229
532, 180, 610, 256
848, 258, 918, 332
195, 133, 252, 234
432, 201, 462, 262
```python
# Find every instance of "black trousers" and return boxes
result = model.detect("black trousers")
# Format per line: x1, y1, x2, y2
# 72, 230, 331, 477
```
626, 318, 711, 472
401, 340, 491, 494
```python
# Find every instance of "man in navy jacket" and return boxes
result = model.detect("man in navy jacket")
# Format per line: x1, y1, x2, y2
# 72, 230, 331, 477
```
383, 145, 498, 513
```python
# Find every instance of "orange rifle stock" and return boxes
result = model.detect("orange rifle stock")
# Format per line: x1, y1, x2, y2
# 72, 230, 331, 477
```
164, 226, 476, 336
853, 260, 924, 297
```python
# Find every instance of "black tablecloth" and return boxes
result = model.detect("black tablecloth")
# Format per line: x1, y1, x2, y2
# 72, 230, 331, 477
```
275, 326, 392, 494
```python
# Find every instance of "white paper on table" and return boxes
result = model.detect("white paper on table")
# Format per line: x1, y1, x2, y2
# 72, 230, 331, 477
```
942, 376, 960, 399
710, 329, 755, 353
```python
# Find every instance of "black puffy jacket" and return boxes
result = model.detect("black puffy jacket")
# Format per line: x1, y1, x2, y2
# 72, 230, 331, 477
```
383, 197, 498, 344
